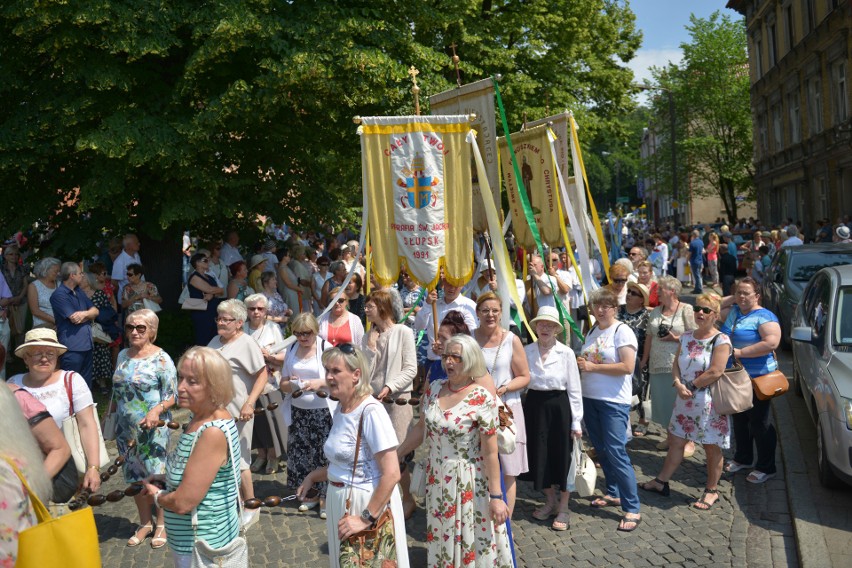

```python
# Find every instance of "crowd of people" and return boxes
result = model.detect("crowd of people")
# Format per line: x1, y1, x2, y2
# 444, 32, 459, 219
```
0, 212, 849, 567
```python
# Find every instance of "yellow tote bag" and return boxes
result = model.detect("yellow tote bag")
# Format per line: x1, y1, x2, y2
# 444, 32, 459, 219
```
5, 458, 101, 568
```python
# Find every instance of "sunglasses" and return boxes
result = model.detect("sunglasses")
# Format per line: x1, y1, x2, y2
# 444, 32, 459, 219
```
694, 306, 716, 315
627, 290, 642, 297
337, 343, 356, 355
126, 273, 137, 277
125, 324, 147, 334
612, 278, 627, 284
216, 317, 237, 323
335, 298, 347, 304
247, 306, 266, 311
441, 353, 463, 363
293, 331, 313, 338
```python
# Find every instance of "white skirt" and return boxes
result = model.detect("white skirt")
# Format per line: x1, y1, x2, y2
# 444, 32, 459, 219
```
325, 481, 410, 568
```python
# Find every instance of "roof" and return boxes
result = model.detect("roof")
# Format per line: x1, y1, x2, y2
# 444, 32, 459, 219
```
726, 0, 746, 15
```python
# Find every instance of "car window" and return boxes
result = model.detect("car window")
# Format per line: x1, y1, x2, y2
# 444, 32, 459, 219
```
802, 276, 822, 327
776, 250, 788, 279
836, 287, 852, 346
789, 251, 852, 282
813, 280, 830, 339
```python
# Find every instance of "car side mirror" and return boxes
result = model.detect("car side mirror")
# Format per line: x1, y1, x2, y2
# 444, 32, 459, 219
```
791, 326, 813, 343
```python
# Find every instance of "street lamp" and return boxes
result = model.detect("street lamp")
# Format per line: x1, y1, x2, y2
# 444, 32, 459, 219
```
635, 83, 679, 228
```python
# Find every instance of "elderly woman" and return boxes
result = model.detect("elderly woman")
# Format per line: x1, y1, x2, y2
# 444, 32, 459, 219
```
27, 257, 60, 328
227, 261, 254, 302
1, 245, 29, 347
244, 293, 288, 476
276, 247, 301, 316
607, 262, 631, 306
0, 385, 54, 566
208, 299, 268, 529
720, 277, 782, 484
319, 285, 365, 347
280, 313, 334, 517
9, 329, 101, 494
640, 293, 732, 509
636, 260, 659, 308
362, 289, 418, 515
81, 272, 119, 393
425, 310, 473, 385
620, 282, 651, 437
473, 292, 530, 518
186, 252, 225, 346
577, 287, 641, 532
110, 309, 177, 548
640, 275, 697, 453
121, 264, 162, 315
259, 271, 291, 329
141, 347, 243, 568
248, 254, 268, 293
523, 306, 583, 532
320, 260, 348, 308
397, 334, 512, 566
297, 345, 410, 568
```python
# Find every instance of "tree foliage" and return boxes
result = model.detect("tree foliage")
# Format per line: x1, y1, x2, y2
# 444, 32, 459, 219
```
646, 11, 753, 224
0, 0, 641, 256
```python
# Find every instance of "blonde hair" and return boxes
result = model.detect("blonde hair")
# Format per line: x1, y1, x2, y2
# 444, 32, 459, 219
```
126, 309, 160, 342
476, 292, 502, 311
290, 312, 319, 335
321, 346, 373, 398
695, 293, 722, 314
177, 347, 235, 409
0, 385, 52, 502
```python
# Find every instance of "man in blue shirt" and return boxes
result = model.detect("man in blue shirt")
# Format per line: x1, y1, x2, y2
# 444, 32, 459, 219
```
50, 262, 99, 388
688, 230, 705, 294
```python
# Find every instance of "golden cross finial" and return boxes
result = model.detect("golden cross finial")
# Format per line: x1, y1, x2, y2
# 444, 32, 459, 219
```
449, 42, 462, 87
408, 65, 421, 116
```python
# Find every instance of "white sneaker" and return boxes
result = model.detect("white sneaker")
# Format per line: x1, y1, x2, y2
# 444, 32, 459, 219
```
241, 508, 260, 531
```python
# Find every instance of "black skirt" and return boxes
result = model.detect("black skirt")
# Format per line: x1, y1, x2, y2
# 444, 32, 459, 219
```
520, 389, 574, 491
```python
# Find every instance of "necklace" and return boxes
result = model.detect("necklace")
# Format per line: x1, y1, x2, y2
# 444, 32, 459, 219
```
446, 379, 474, 393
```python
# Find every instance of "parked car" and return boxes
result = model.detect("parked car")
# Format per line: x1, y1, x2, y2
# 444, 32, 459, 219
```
791, 264, 852, 487
762, 243, 852, 348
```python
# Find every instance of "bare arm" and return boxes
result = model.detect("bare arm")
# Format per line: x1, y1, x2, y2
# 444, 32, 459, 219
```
397, 416, 425, 458
733, 322, 781, 359
189, 274, 224, 297
693, 340, 732, 388
497, 335, 530, 397
30, 417, 71, 478
28, 282, 55, 325
75, 405, 102, 492
336, 449, 401, 540
480, 430, 509, 525
239, 367, 269, 421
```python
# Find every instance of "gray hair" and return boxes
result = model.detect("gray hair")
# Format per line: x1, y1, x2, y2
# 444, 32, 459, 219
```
786, 226, 799, 237
321, 346, 373, 398
33, 257, 61, 278
657, 274, 683, 295
442, 334, 487, 379
329, 260, 346, 274
244, 293, 268, 308
217, 298, 247, 322
60, 261, 80, 282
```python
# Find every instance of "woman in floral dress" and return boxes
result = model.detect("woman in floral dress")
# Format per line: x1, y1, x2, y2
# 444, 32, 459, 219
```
110, 309, 178, 548
639, 293, 731, 510
398, 334, 512, 568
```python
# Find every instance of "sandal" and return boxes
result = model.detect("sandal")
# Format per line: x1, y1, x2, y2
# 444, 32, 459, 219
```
633, 423, 649, 437
264, 461, 278, 475
691, 488, 720, 511
551, 511, 570, 531
127, 522, 153, 547
150, 525, 167, 549
532, 503, 558, 520
746, 471, 776, 484
249, 457, 267, 474
617, 515, 642, 532
638, 478, 670, 496
724, 460, 753, 473
590, 495, 621, 508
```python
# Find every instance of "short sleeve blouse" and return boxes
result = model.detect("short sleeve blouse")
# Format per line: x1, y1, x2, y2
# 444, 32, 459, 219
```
579, 324, 637, 405
720, 305, 779, 376
9, 371, 93, 428
647, 302, 696, 374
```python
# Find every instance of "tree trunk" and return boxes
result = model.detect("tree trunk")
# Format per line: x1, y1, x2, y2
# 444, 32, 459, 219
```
139, 227, 184, 310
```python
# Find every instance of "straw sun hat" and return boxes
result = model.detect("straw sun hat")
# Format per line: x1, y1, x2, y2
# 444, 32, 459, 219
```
15, 328, 68, 358
529, 306, 564, 332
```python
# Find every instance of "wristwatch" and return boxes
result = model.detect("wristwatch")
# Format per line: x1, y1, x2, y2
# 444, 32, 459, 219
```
361, 508, 378, 527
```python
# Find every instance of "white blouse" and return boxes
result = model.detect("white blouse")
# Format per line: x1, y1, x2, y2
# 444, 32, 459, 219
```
523, 342, 583, 431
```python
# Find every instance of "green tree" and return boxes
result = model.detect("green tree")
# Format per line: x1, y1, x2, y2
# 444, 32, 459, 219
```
0, 0, 641, 259
646, 11, 753, 224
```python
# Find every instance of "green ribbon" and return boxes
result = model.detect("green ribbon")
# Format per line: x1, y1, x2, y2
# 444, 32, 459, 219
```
398, 287, 427, 324
492, 77, 583, 343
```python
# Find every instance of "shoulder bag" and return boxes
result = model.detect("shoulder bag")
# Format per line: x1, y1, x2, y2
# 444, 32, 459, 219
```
486, 332, 516, 455
567, 441, 597, 498
189, 422, 249, 568
707, 334, 753, 415
752, 359, 788, 400
61, 372, 110, 475
102, 388, 117, 441
339, 405, 397, 568
91, 322, 112, 344
7, 457, 101, 568
182, 297, 208, 311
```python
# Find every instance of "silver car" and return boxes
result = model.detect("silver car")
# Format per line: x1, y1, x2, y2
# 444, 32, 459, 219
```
791, 264, 852, 487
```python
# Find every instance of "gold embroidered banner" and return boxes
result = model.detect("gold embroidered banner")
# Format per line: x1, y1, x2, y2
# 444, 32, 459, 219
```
359, 115, 474, 289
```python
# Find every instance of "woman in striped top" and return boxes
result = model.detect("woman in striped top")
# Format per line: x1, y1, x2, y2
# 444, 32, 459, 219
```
143, 347, 242, 568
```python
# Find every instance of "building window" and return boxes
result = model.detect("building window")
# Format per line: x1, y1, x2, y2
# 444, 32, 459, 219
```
758, 113, 769, 156
808, 76, 823, 134
832, 61, 848, 124
803, 0, 816, 33
788, 92, 801, 144
817, 177, 828, 219
785, 5, 795, 50
753, 35, 764, 77
772, 104, 784, 150
767, 23, 777, 67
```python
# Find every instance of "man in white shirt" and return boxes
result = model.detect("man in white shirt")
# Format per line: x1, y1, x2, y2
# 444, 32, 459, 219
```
523, 255, 556, 317
780, 226, 804, 248
111, 233, 142, 299
414, 278, 478, 366
220, 230, 244, 267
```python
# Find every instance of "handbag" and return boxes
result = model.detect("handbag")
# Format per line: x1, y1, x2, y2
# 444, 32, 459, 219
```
142, 297, 162, 313
571, 442, 597, 498
102, 389, 117, 441
60, 372, 111, 476
339, 405, 397, 568
408, 460, 427, 501
91, 322, 112, 344
6, 457, 102, 568
182, 297, 208, 311
707, 334, 754, 415
496, 403, 517, 455
752, 368, 788, 400
189, 423, 249, 568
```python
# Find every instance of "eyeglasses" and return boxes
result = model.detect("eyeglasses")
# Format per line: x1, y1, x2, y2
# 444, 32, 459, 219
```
593, 304, 616, 311
441, 353, 463, 363
478, 308, 500, 315
125, 324, 148, 334
293, 331, 313, 338
626, 290, 642, 298
335, 298, 347, 304
735, 291, 754, 297
126, 273, 137, 277
216, 317, 237, 324
337, 343, 357, 355
694, 306, 716, 314
198, 258, 209, 263
28, 351, 58, 361
247, 306, 265, 311
629, 252, 641, 257
612, 278, 627, 284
